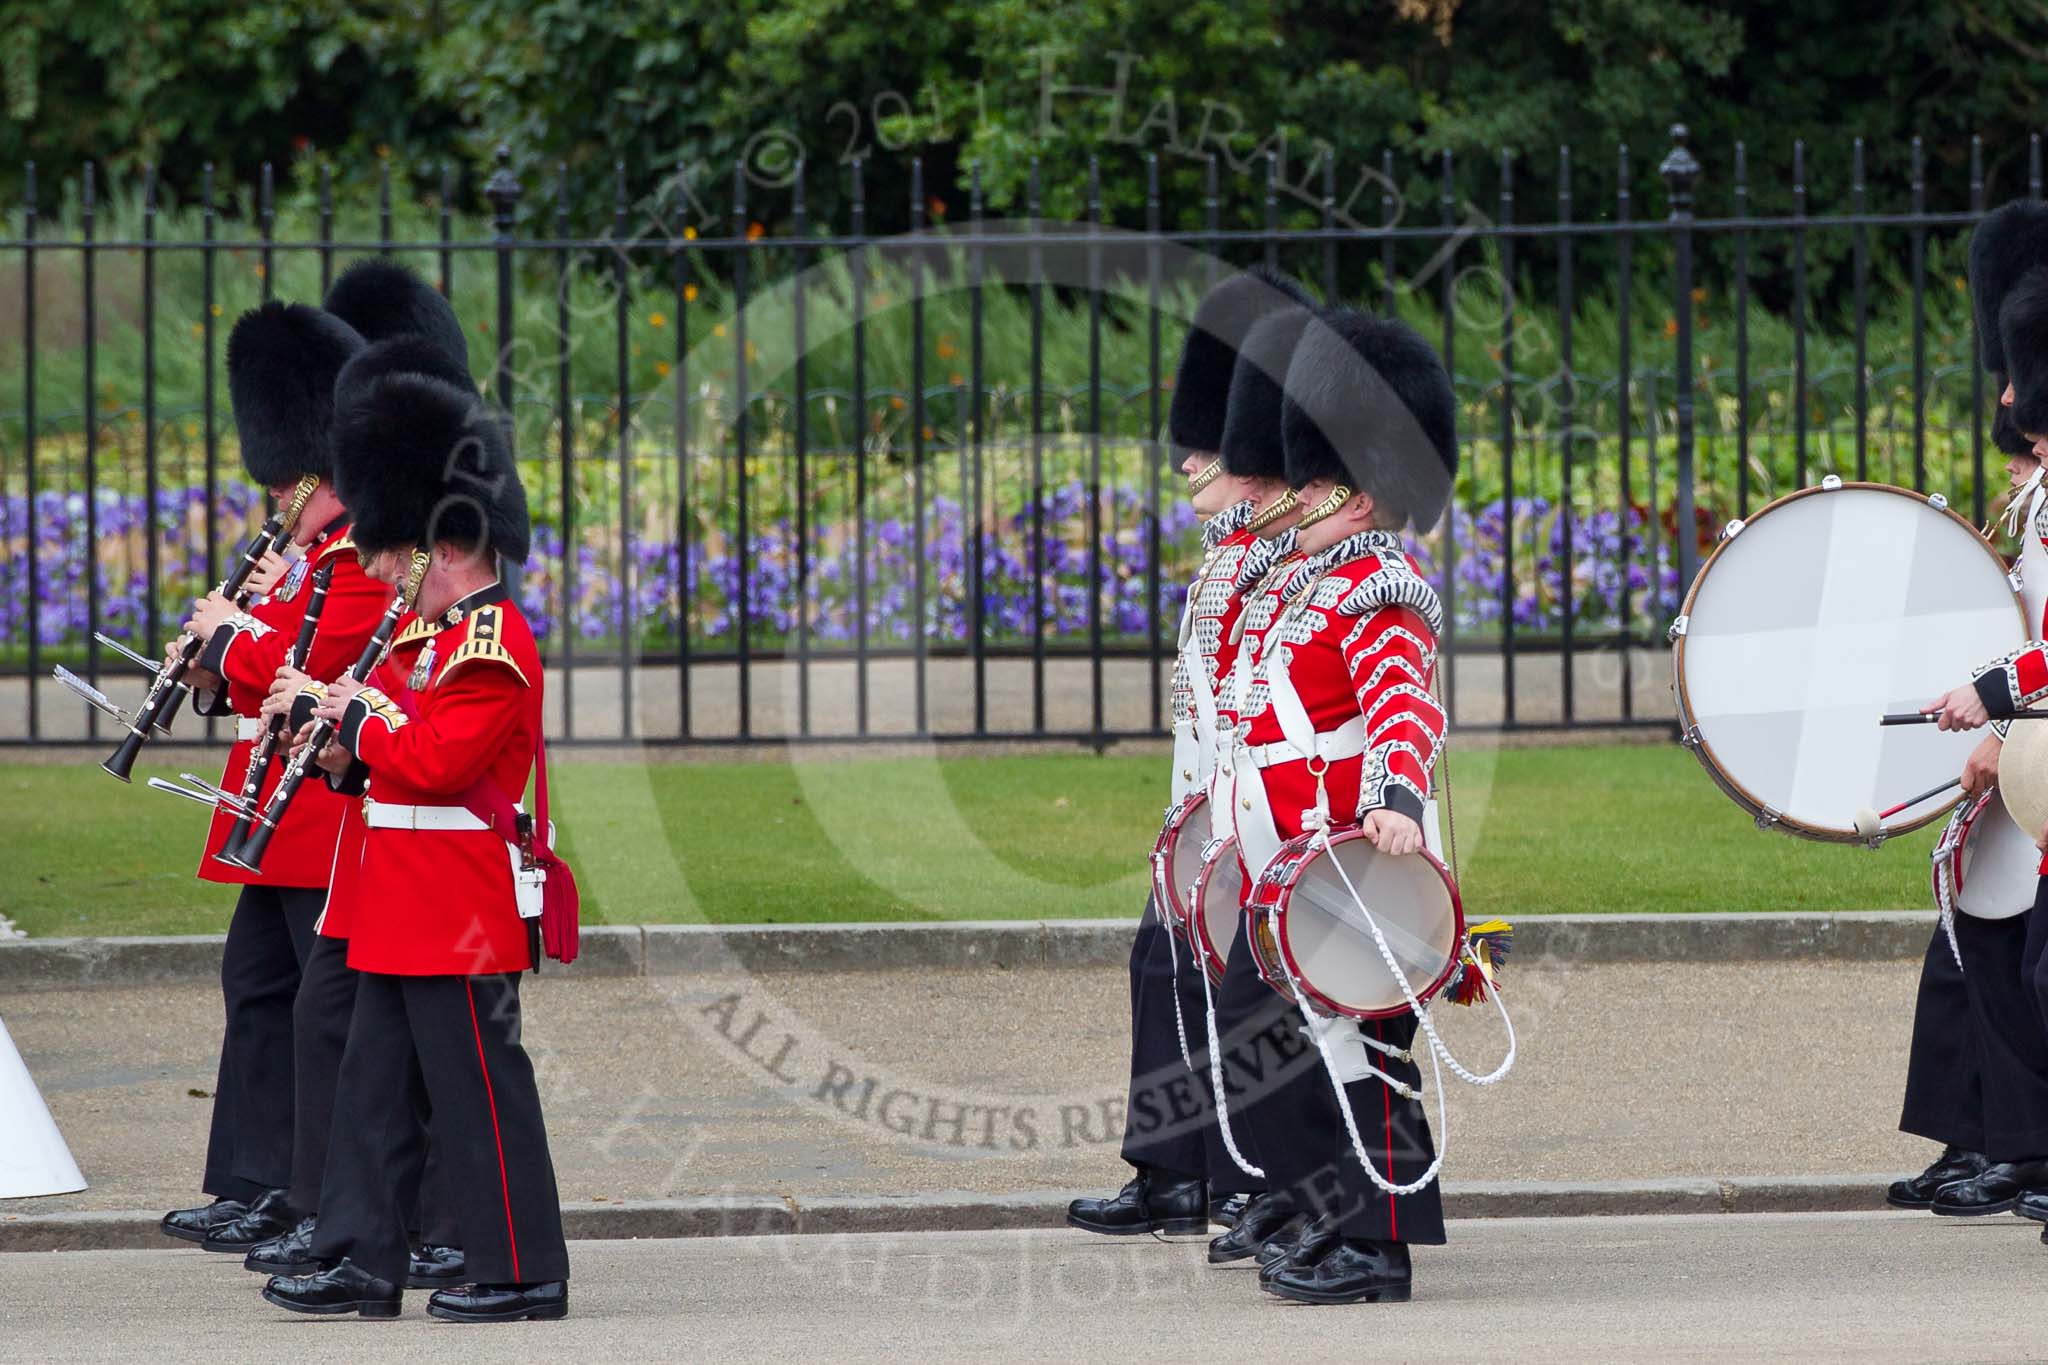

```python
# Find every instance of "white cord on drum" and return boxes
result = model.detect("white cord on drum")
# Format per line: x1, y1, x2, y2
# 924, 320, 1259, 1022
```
1317, 823, 1517, 1088
1158, 883, 1197, 1072
1195, 935, 1266, 1179
1272, 930, 1450, 1197
1929, 821, 1964, 972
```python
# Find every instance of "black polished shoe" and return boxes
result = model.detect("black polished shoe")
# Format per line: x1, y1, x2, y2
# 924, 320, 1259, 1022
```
159, 1197, 249, 1244
1263, 1238, 1413, 1304
2016, 1189, 2048, 1224
1066, 1170, 1209, 1236
202, 1187, 301, 1252
261, 1258, 401, 1318
1258, 1213, 1342, 1281
1930, 1159, 2048, 1217
245, 1216, 321, 1276
426, 1280, 568, 1323
1206, 1194, 1303, 1264
1212, 1193, 1250, 1229
1885, 1146, 1990, 1210
408, 1244, 468, 1290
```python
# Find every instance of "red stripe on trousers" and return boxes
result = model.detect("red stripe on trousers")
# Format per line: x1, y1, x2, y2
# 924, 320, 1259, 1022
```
1377, 1018, 1397, 1240
465, 978, 522, 1282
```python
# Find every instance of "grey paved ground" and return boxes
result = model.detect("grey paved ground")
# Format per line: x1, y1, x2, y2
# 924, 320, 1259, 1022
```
5, 1213, 2045, 1364
5, 649, 1675, 742
7, 956, 1932, 1219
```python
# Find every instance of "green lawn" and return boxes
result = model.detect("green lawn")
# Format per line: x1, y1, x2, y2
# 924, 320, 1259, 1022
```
0, 744, 1940, 938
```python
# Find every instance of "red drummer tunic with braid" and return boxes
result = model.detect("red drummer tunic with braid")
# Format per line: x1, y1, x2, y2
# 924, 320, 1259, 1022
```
328, 587, 541, 976
1168, 500, 1264, 767
189, 522, 392, 888
1224, 529, 1448, 846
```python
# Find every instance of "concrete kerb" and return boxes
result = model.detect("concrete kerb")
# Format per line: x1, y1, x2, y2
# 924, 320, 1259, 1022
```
0, 1178, 1901, 1253
0, 912, 1938, 992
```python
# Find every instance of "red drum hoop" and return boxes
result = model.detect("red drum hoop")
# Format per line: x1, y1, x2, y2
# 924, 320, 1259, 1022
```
1150, 791, 1213, 943
1246, 826, 1465, 1021
1186, 834, 1245, 984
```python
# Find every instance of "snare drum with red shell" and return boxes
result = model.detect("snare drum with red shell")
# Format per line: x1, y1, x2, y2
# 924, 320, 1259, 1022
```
1933, 788, 2041, 921
1184, 834, 1247, 984
1150, 791, 1214, 943
1245, 826, 1465, 1020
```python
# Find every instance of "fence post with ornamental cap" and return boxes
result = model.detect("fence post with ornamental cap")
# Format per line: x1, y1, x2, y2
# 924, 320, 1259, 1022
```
484, 145, 523, 607
1661, 122, 1702, 595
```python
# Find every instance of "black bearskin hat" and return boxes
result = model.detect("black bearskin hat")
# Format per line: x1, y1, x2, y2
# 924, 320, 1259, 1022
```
1168, 266, 1315, 459
1993, 380, 2034, 458
322, 257, 471, 379
332, 374, 530, 566
1218, 306, 1313, 481
225, 301, 365, 486
334, 334, 477, 409
2001, 269, 2048, 439
1971, 200, 2048, 374
1282, 308, 1459, 533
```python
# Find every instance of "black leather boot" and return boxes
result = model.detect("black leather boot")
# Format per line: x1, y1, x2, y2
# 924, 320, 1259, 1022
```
2015, 1189, 2048, 1223
244, 1216, 321, 1276
1258, 1213, 1342, 1281
426, 1280, 568, 1323
1884, 1146, 1989, 1210
1211, 1193, 1250, 1229
202, 1188, 301, 1252
1263, 1238, 1413, 1304
1930, 1159, 2048, 1216
1066, 1170, 1209, 1236
1206, 1193, 1303, 1264
408, 1244, 468, 1289
159, 1197, 248, 1244
261, 1258, 401, 1318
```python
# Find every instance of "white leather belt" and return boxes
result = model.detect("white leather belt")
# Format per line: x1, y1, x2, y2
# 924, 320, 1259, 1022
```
1243, 716, 1367, 770
363, 800, 489, 832
236, 717, 265, 741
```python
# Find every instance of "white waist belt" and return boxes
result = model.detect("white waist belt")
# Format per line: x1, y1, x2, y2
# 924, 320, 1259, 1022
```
236, 717, 265, 741
1243, 716, 1367, 770
363, 800, 490, 832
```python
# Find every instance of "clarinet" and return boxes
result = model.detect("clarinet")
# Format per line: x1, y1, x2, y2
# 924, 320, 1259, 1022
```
215, 560, 335, 866
78, 475, 319, 783
222, 549, 429, 874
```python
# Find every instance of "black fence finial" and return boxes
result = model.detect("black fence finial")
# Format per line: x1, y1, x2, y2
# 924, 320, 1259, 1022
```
1660, 123, 1701, 217
485, 143, 523, 231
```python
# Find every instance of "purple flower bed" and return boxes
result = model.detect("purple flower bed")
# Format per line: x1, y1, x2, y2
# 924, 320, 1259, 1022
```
2, 481, 1683, 655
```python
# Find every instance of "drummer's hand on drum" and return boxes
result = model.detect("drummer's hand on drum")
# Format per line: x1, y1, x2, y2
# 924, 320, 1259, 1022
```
1361, 809, 1425, 857
1928, 684, 1991, 732
1962, 733, 2004, 799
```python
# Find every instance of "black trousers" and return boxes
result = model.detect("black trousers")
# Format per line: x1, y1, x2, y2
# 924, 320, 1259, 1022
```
1899, 924, 1983, 1152
1954, 909, 2048, 1161
1118, 895, 1218, 1182
290, 935, 462, 1247
1210, 928, 1444, 1244
313, 971, 567, 1288
201, 884, 323, 1201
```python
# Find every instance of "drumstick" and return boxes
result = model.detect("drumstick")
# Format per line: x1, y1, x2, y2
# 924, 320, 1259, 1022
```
1880, 710, 2048, 726
1852, 778, 1964, 839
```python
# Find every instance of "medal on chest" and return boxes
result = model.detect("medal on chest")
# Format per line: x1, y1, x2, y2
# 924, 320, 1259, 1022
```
408, 641, 437, 692
272, 557, 309, 603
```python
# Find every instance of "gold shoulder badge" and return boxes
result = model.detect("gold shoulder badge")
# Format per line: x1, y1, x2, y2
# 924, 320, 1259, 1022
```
438, 607, 529, 686
318, 534, 356, 564
392, 617, 444, 651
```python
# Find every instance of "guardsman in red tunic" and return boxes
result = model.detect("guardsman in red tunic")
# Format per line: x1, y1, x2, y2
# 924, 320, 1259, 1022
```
1926, 238, 2048, 1221
235, 260, 481, 1289
1069, 267, 1316, 1241
156, 300, 381, 1252
261, 358, 570, 1322
1209, 307, 1457, 1305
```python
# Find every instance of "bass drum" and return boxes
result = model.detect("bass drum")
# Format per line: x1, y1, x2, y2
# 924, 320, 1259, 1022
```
1673, 480, 2027, 842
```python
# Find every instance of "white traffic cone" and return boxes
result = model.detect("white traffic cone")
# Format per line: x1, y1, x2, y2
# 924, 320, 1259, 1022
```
0, 1015, 86, 1199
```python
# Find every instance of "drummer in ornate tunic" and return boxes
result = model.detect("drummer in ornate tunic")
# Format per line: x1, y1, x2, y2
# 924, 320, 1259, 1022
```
1204, 306, 1457, 1304
1068, 267, 1317, 1239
